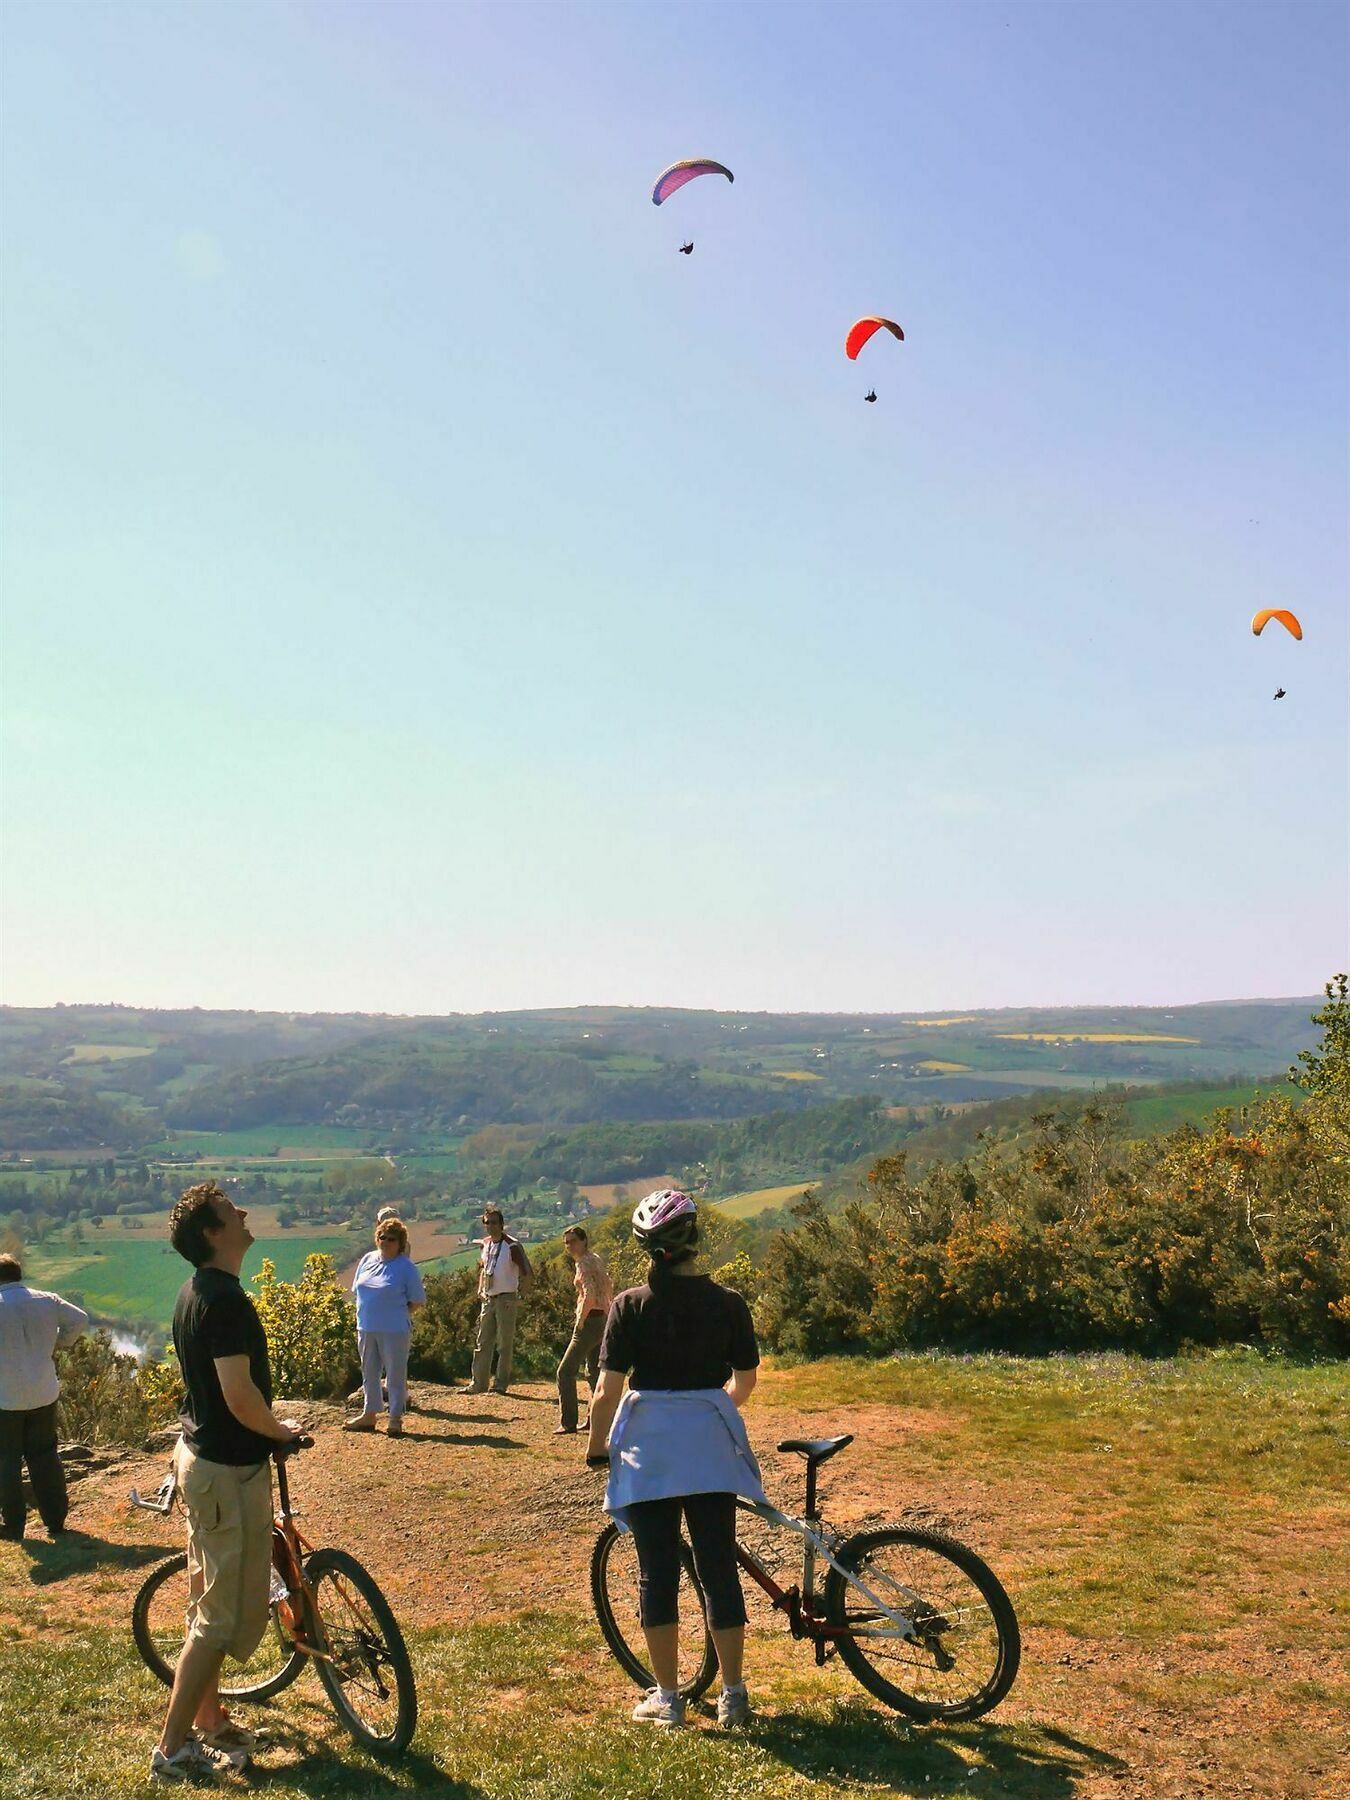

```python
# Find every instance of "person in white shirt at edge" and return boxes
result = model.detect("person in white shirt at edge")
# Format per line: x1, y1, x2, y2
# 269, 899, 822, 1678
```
463, 1207, 532, 1396
343, 1216, 424, 1438
586, 1190, 764, 1731
0, 1253, 89, 1541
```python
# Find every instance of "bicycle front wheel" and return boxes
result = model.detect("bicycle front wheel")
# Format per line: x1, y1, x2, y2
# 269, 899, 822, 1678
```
304, 1547, 417, 1752
590, 1522, 718, 1701
824, 1527, 1020, 1721
131, 1553, 305, 1702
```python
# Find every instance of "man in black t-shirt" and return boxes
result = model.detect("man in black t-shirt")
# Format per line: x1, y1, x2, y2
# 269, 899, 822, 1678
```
151, 1184, 299, 1784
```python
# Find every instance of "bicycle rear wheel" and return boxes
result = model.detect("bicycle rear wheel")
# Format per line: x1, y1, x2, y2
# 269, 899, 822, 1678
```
304, 1547, 417, 1752
824, 1526, 1020, 1721
590, 1522, 717, 1701
131, 1553, 305, 1702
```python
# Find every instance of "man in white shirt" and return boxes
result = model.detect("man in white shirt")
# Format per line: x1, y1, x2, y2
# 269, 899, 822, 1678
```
0, 1254, 89, 1540
464, 1208, 532, 1396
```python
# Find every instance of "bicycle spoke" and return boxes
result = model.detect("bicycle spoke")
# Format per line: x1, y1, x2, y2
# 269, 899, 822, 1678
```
599, 1530, 712, 1693
312, 1572, 403, 1737
838, 1537, 1005, 1707
135, 1555, 298, 1699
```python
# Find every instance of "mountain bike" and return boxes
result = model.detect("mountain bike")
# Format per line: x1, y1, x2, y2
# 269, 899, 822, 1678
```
591, 1431, 1020, 1720
129, 1435, 417, 1752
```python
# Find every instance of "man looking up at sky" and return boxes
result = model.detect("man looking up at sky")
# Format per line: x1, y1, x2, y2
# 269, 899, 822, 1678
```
152, 1183, 299, 1783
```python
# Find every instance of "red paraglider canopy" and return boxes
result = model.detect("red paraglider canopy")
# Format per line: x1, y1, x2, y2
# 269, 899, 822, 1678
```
845, 317, 905, 360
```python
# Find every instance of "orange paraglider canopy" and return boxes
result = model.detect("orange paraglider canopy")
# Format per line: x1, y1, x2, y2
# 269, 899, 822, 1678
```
1251, 609, 1303, 640
846, 317, 905, 360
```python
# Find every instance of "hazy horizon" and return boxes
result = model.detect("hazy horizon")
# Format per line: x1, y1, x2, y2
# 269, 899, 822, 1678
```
1, 989, 1329, 1020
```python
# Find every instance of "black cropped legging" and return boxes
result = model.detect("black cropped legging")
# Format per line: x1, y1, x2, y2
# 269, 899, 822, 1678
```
625, 1491, 746, 1632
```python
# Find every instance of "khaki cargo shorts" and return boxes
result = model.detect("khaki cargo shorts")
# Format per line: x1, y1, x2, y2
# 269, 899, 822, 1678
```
176, 1442, 274, 1662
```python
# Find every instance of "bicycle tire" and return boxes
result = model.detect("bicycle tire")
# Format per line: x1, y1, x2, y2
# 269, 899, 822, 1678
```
304, 1547, 417, 1752
131, 1553, 306, 1702
589, 1521, 718, 1701
824, 1526, 1019, 1721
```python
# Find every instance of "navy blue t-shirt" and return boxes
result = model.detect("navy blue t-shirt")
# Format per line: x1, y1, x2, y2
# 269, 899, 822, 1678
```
600, 1275, 759, 1391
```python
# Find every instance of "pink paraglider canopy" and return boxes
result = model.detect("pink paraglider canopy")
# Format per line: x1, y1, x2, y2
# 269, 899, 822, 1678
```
652, 159, 735, 206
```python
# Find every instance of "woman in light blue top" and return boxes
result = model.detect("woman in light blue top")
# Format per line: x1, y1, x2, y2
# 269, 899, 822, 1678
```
345, 1218, 424, 1438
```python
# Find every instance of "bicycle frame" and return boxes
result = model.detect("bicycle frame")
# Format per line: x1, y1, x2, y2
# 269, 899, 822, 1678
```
130, 1445, 348, 1671
735, 1499, 923, 1651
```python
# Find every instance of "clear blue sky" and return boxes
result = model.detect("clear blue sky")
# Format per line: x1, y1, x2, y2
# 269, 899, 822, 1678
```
2, 1, 1345, 1014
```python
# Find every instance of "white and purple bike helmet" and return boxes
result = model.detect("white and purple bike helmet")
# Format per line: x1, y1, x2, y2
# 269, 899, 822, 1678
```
631, 1188, 699, 1259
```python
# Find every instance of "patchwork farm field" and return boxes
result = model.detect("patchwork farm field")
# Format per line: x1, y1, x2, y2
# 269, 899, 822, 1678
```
720, 1182, 816, 1218
1121, 1080, 1301, 1136
144, 1125, 391, 1158
23, 1233, 352, 1330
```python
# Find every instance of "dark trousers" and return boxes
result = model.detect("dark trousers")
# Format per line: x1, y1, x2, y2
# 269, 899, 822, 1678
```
626, 1491, 746, 1631
0, 1402, 68, 1537
556, 1309, 606, 1431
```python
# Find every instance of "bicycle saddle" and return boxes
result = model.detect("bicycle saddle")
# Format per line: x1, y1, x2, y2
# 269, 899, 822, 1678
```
777, 1433, 853, 1463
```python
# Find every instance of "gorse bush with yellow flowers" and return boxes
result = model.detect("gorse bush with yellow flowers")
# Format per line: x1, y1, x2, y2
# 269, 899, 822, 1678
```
755, 977, 1349, 1360
250, 1253, 359, 1398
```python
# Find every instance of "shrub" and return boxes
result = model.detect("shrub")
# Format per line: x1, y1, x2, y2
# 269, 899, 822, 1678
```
56, 1330, 149, 1447
137, 1350, 185, 1432
755, 1195, 878, 1358
754, 1054, 1349, 1359
250, 1254, 358, 1398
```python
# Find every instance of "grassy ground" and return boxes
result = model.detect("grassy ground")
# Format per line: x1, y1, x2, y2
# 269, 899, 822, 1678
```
0, 1354, 1344, 1797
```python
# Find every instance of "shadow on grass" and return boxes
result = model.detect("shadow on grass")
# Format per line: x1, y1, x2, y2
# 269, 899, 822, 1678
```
243, 1718, 484, 1797
24, 1528, 175, 1586
396, 1427, 525, 1449
751, 1706, 1127, 1797
402, 1406, 497, 1426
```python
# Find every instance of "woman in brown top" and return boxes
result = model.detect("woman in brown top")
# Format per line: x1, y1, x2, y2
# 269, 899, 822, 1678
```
555, 1226, 614, 1435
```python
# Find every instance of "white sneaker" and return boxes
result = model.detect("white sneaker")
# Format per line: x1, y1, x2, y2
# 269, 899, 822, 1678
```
631, 1688, 686, 1727
150, 1740, 229, 1780
717, 1684, 751, 1728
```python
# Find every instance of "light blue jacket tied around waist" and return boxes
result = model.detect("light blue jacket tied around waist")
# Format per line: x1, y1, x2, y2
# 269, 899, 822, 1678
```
603, 1388, 767, 1531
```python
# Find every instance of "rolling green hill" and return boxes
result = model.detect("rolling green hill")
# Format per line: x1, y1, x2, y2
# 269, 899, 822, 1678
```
0, 997, 1319, 1156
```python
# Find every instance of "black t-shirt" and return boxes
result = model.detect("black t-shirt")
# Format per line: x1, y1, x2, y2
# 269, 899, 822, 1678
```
172, 1266, 275, 1465
600, 1275, 759, 1392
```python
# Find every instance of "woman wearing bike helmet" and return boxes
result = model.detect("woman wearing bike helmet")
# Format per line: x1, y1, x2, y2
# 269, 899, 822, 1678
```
586, 1189, 765, 1730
